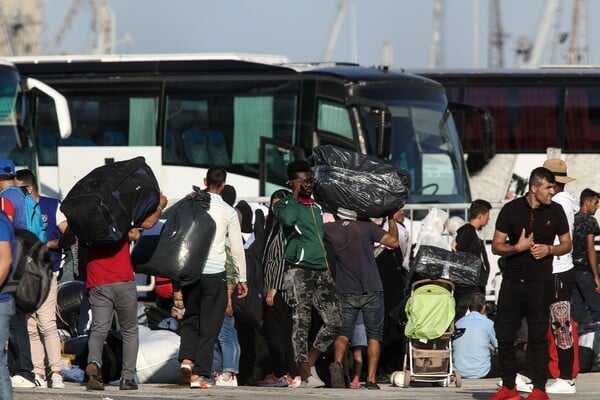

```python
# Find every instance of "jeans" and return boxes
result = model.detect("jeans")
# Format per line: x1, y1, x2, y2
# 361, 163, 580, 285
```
87, 281, 139, 380
338, 291, 384, 342
28, 276, 62, 375
571, 270, 600, 323
212, 316, 240, 374
0, 298, 15, 400
8, 309, 34, 382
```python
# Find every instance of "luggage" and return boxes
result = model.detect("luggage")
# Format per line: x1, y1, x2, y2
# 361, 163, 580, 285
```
0, 229, 53, 313
412, 245, 482, 287
131, 187, 215, 286
60, 157, 160, 247
311, 145, 409, 219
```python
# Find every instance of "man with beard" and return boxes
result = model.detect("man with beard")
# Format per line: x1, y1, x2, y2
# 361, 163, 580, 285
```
273, 160, 342, 388
489, 167, 571, 400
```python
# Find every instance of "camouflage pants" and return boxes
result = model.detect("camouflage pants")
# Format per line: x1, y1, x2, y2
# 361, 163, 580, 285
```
284, 267, 342, 363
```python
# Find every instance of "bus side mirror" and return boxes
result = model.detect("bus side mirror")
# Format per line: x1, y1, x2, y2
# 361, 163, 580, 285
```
448, 102, 495, 173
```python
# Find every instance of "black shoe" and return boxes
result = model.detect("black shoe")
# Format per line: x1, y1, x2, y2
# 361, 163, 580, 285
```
364, 380, 380, 390
85, 362, 104, 391
119, 378, 138, 390
329, 362, 345, 388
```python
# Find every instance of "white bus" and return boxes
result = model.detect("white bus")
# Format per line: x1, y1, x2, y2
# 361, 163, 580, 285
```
0, 60, 71, 170
9, 54, 490, 209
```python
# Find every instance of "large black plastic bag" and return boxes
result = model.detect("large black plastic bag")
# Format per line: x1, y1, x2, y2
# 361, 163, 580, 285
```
311, 145, 409, 219
131, 187, 216, 286
61, 156, 160, 247
412, 245, 481, 286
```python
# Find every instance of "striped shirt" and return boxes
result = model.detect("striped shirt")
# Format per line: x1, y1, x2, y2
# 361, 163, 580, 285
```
262, 221, 288, 302
203, 192, 247, 281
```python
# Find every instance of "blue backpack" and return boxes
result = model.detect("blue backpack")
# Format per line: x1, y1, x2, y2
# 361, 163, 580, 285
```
0, 186, 47, 242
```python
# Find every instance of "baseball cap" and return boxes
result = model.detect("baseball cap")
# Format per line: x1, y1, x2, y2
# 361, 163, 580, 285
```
0, 160, 15, 177
542, 159, 575, 184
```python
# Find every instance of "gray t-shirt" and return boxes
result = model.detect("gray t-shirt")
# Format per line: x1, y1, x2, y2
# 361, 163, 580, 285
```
324, 220, 387, 293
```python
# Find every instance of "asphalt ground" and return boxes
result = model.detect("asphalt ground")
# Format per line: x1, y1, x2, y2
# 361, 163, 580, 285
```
11, 372, 600, 400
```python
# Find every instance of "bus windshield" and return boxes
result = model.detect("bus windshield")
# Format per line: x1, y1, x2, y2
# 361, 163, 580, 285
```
357, 84, 470, 204
0, 64, 21, 161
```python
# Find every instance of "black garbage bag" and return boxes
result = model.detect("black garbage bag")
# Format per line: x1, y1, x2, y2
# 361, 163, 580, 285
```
412, 245, 482, 287
61, 156, 160, 247
131, 186, 216, 286
310, 145, 409, 219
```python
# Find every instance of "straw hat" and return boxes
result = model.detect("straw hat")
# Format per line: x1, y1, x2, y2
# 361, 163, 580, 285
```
543, 159, 575, 184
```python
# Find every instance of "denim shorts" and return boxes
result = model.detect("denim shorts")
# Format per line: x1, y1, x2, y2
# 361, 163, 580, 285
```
338, 291, 384, 342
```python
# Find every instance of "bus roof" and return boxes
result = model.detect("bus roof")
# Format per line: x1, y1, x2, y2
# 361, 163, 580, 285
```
8, 54, 444, 87
409, 67, 600, 81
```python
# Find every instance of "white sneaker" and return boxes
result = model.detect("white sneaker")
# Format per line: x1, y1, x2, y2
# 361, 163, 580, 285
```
309, 366, 324, 383
10, 375, 36, 388
34, 373, 47, 388
546, 378, 576, 394
301, 375, 325, 388
497, 373, 532, 393
50, 373, 65, 389
215, 373, 238, 387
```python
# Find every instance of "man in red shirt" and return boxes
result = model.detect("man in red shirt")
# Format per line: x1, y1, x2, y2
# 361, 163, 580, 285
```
85, 193, 167, 391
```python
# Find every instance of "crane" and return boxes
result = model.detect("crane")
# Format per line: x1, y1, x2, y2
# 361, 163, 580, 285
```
322, 0, 349, 62
523, 0, 560, 68
428, 0, 444, 68
488, 0, 506, 68
567, 0, 588, 64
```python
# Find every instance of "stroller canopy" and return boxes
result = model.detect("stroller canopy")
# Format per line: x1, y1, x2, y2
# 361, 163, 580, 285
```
405, 283, 455, 340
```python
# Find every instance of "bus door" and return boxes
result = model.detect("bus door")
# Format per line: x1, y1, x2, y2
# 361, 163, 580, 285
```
259, 137, 305, 197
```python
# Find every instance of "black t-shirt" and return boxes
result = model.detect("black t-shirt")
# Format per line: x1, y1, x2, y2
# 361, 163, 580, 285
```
455, 223, 490, 287
573, 212, 600, 271
495, 196, 569, 281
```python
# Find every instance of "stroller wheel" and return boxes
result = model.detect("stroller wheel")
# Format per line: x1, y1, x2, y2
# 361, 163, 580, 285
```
454, 371, 462, 387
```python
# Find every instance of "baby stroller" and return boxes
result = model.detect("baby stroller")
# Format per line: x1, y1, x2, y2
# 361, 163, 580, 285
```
400, 278, 461, 388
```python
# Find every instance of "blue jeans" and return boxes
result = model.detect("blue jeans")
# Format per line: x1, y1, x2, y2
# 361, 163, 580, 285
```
0, 298, 15, 400
338, 291, 384, 342
212, 315, 240, 374
571, 270, 600, 323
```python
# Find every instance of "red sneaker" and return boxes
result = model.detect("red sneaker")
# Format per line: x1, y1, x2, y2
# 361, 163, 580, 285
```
489, 386, 521, 400
525, 389, 549, 400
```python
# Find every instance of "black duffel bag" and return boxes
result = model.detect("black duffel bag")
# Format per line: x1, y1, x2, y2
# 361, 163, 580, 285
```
131, 187, 216, 286
412, 245, 482, 287
311, 145, 409, 219
61, 156, 160, 247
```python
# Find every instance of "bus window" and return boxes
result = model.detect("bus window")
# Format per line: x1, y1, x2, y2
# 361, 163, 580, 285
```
514, 87, 559, 151
566, 87, 600, 151
164, 80, 299, 177
317, 100, 353, 140
464, 87, 511, 151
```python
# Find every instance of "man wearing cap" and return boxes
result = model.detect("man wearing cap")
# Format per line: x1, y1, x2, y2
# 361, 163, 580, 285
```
0, 159, 36, 388
542, 159, 579, 395
324, 207, 399, 389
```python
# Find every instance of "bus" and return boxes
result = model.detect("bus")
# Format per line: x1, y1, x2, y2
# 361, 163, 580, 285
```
7, 54, 490, 209
411, 67, 600, 204
0, 60, 71, 170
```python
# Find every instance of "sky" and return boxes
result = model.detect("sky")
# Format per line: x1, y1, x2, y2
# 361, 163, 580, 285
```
40, 0, 599, 69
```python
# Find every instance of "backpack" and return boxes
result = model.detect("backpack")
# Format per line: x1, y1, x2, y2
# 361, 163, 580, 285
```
60, 156, 160, 247
0, 186, 47, 242
0, 229, 53, 313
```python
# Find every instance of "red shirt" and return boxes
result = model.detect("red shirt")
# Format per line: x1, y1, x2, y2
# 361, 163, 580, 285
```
86, 240, 135, 288
0, 197, 15, 220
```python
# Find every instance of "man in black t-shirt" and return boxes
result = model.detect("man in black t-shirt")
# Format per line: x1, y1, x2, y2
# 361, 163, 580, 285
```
571, 188, 600, 324
489, 167, 571, 400
455, 199, 492, 319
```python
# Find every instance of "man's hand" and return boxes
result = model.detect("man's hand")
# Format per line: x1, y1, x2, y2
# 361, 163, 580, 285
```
237, 282, 249, 298
594, 276, 600, 294
265, 288, 277, 306
516, 228, 534, 253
